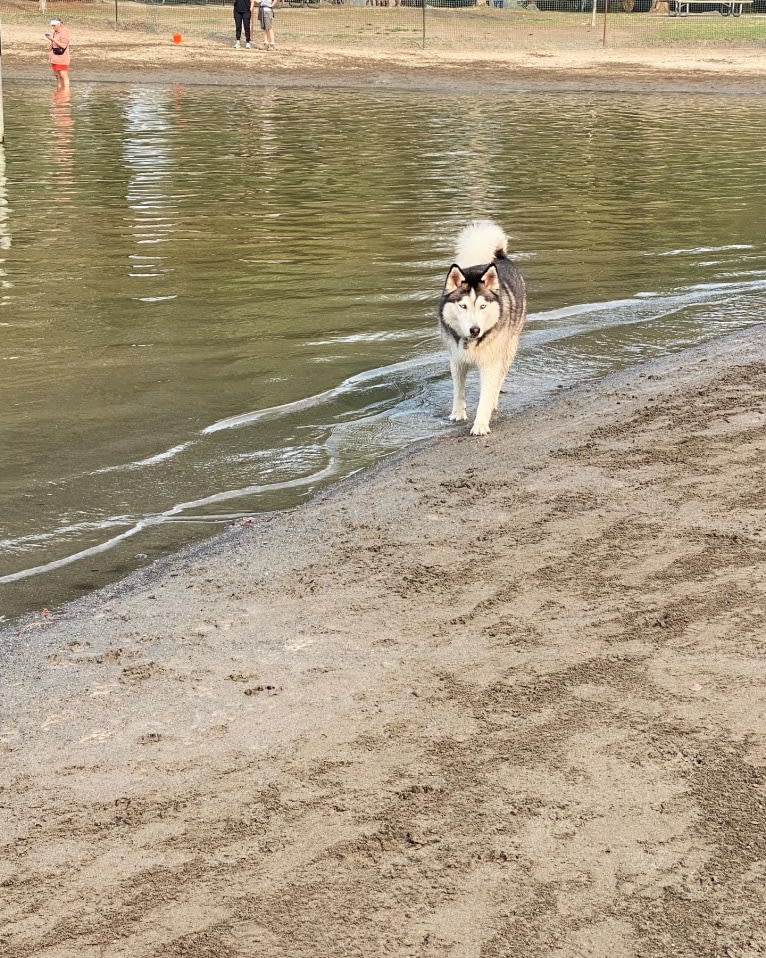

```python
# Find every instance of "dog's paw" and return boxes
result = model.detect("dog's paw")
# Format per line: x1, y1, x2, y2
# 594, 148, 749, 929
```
449, 410, 467, 422
470, 421, 491, 436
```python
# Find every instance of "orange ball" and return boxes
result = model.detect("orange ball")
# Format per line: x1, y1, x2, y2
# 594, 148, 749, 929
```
172, 33, 183, 44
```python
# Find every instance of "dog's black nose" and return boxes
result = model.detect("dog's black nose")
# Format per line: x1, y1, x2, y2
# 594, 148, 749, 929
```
469, 326, 480, 338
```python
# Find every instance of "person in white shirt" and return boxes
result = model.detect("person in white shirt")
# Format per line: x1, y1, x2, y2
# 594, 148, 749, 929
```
252, 0, 278, 49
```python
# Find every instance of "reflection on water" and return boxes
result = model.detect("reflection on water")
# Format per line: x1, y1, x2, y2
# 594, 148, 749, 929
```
1, 84, 766, 622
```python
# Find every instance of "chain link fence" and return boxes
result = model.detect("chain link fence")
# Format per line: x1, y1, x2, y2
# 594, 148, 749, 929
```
2, 0, 765, 48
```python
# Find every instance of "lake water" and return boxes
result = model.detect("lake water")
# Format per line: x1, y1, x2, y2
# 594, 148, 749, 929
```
2, 83, 766, 623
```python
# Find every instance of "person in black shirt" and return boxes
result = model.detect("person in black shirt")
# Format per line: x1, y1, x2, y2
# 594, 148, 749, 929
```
233, 0, 252, 48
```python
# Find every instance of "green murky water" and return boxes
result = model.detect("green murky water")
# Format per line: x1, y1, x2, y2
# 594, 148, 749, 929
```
2, 83, 766, 621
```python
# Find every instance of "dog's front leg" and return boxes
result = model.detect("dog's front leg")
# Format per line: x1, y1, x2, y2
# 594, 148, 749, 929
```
471, 364, 506, 436
449, 358, 468, 422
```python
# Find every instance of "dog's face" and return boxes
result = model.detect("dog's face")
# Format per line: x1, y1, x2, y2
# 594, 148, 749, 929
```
441, 264, 501, 341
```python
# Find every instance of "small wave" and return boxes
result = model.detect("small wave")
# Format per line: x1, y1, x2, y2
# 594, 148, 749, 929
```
306, 328, 424, 346
133, 442, 194, 467
0, 460, 339, 586
0, 523, 148, 586
528, 277, 766, 339
203, 354, 435, 435
0, 516, 136, 552
89, 441, 194, 476
655, 244, 754, 257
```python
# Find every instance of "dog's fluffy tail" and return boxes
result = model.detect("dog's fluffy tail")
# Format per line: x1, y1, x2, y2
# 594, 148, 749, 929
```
454, 220, 508, 269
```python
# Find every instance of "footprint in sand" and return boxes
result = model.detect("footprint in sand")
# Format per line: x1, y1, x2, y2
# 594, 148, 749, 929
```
120, 661, 163, 684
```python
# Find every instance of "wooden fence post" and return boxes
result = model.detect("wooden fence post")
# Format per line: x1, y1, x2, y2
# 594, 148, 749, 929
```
0, 21, 5, 145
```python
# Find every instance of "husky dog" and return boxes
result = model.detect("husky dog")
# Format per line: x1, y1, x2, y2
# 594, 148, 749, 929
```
438, 220, 527, 436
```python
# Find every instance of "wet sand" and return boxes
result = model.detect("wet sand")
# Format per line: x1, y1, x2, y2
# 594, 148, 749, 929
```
2, 326, 765, 957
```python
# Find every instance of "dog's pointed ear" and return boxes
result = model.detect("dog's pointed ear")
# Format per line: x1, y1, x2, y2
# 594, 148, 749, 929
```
444, 265, 466, 294
480, 265, 500, 293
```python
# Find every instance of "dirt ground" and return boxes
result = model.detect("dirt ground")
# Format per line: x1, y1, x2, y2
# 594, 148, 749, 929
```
4, 18, 766, 92
1, 326, 765, 957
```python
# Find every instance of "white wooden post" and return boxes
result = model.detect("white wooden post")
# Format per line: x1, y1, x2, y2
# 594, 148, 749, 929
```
0, 20, 5, 145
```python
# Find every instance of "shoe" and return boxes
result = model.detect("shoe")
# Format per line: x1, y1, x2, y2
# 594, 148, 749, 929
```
234, 39, 241, 48
245, 41, 252, 48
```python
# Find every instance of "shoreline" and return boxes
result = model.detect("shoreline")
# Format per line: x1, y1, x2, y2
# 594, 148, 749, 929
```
2, 326, 765, 955
0, 322, 757, 640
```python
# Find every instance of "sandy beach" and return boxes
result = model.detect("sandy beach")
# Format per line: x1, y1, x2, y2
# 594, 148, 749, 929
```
4, 19, 766, 93
1, 324, 765, 956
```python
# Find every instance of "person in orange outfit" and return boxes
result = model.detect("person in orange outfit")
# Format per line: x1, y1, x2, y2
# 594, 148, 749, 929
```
46, 18, 71, 92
